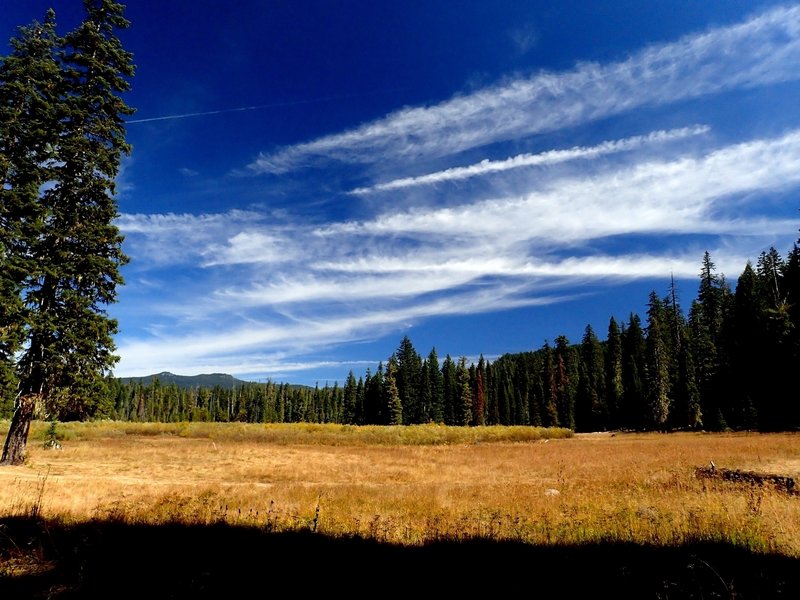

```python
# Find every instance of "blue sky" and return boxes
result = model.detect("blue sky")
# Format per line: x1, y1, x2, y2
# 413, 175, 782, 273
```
3, 1, 800, 385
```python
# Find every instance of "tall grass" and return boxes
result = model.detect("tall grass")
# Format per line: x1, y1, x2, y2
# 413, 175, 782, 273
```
0, 423, 797, 557
2, 420, 573, 445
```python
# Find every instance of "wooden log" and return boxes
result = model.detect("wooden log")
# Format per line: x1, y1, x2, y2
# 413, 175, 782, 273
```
695, 466, 797, 495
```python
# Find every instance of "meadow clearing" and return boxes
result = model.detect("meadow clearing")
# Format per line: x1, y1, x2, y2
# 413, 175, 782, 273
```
1, 422, 798, 597
1, 422, 798, 552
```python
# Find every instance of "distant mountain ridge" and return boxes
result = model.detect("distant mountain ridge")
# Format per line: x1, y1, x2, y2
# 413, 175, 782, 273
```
118, 372, 253, 390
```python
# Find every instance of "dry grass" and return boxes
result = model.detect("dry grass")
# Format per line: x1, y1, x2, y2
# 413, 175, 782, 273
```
1, 422, 798, 558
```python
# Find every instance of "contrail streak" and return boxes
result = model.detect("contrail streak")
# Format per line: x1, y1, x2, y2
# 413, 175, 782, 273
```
127, 89, 407, 124
127, 105, 266, 123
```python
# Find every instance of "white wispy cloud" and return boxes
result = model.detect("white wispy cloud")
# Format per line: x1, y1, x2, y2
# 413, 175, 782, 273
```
330, 130, 800, 243
115, 285, 563, 376
205, 253, 717, 316
203, 231, 296, 266
349, 125, 710, 194
115, 125, 800, 379
247, 5, 800, 174
116, 210, 291, 267
116, 211, 243, 234
215, 271, 479, 306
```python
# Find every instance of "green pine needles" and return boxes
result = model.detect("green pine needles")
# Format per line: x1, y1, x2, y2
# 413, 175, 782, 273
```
0, 0, 134, 465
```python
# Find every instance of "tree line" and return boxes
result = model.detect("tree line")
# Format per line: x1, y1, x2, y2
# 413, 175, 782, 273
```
19, 242, 796, 432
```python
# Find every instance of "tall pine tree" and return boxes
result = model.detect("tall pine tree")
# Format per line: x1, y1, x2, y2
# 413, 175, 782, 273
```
665, 277, 701, 429
690, 252, 733, 430
426, 347, 444, 423
442, 354, 457, 425
343, 371, 358, 424
645, 291, 671, 430
541, 341, 559, 427
2, 1, 133, 464
554, 335, 575, 430
472, 355, 486, 426
621, 314, 647, 429
576, 324, 606, 432
384, 357, 403, 425
0, 10, 61, 429
605, 317, 624, 429
729, 262, 765, 428
456, 357, 472, 426
395, 336, 422, 424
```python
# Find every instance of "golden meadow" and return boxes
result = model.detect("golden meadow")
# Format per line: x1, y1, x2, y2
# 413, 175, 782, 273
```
1, 421, 798, 557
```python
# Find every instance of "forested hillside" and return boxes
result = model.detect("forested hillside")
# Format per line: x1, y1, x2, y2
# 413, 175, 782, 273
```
3, 244, 799, 432
118, 372, 252, 390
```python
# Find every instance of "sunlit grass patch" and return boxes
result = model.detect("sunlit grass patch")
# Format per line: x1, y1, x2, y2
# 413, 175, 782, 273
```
0, 425, 797, 558
6, 420, 573, 445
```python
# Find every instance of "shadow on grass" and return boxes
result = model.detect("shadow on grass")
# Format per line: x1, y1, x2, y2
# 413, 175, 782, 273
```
1, 516, 798, 599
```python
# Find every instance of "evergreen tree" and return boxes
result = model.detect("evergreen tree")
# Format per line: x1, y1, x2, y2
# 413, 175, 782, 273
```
665, 277, 702, 429
2, 1, 133, 464
491, 357, 515, 425
605, 317, 624, 429
308, 384, 321, 422
343, 371, 357, 424
276, 383, 287, 423
756, 248, 793, 343
472, 355, 486, 426
554, 335, 575, 430
524, 352, 544, 426
756, 247, 785, 311
364, 365, 384, 424
456, 357, 472, 426
729, 262, 765, 428
426, 348, 444, 423
677, 325, 702, 429
541, 341, 559, 427
362, 368, 373, 423
395, 336, 422, 424
355, 376, 365, 425
0, 271, 21, 418
384, 357, 403, 425
698, 252, 724, 339
442, 354, 457, 425
512, 355, 529, 425
419, 359, 432, 423
1, 12, 61, 421
690, 253, 733, 430
485, 361, 500, 425
645, 291, 670, 430
752, 249, 795, 430
576, 324, 606, 432
621, 314, 647, 429
783, 241, 800, 429
329, 381, 341, 423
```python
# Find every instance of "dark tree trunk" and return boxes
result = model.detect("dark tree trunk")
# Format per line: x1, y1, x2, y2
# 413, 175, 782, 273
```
1, 394, 36, 465
3, 333, 46, 465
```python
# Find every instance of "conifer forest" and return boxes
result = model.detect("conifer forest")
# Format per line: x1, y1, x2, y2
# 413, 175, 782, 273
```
7, 246, 793, 433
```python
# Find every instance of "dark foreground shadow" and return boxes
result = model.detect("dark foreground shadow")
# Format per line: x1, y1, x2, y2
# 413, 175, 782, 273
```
1, 516, 798, 599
